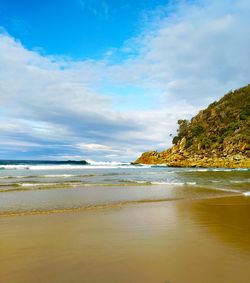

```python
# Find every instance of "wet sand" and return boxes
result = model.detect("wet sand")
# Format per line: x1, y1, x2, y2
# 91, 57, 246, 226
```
1, 196, 250, 283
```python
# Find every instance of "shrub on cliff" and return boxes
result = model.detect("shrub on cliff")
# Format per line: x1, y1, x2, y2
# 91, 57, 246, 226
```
172, 84, 250, 156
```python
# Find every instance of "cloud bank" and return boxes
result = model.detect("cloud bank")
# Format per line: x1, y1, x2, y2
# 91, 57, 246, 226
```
0, 0, 250, 161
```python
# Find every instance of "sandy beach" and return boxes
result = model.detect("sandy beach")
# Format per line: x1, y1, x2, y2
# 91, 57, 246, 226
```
1, 0, 250, 282
1, 195, 250, 283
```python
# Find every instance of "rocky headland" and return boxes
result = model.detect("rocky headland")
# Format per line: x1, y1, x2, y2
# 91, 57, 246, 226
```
134, 85, 250, 168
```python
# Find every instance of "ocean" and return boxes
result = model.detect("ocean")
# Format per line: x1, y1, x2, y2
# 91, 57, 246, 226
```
0, 160, 249, 216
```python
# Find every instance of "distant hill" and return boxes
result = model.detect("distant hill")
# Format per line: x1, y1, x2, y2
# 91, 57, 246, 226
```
134, 84, 250, 168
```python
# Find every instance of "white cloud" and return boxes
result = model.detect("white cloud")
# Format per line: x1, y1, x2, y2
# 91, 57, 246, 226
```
0, 0, 250, 160
76, 143, 121, 152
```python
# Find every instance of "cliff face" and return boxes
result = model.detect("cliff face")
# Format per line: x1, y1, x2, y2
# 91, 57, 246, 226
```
134, 85, 250, 168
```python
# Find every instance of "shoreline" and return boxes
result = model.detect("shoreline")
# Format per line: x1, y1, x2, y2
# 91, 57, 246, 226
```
0, 192, 242, 218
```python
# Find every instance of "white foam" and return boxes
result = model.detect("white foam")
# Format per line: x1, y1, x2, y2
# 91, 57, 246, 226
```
83, 165, 152, 169
124, 180, 189, 186
43, 174, 75, 178
185, 168, 247, 172
30, 165, 89, 170
151, 181, 185, 185
243, 191, 250, 196
230, 180, 250, 184
20, 183, 57, 187
86, 160, 130, 166
133, 180, 151, 184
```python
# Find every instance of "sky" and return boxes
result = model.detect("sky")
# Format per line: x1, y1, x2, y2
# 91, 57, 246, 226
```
0, 0, 250, 161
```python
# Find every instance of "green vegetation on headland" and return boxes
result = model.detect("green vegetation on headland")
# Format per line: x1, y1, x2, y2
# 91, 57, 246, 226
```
134, 84, 250, 168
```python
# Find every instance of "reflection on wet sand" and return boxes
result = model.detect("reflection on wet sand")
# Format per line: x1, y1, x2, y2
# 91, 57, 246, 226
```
0, 196, 250, 283
185, 196, 250, 253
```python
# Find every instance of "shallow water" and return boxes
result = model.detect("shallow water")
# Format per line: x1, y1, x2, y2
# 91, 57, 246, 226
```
0, 162, 250, 282
0, 163, 249, 214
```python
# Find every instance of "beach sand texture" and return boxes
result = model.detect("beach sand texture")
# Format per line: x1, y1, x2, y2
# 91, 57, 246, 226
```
1, 195, 250, 283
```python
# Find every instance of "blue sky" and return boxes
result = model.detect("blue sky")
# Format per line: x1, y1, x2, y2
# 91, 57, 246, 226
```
0, 0, 170, 59
0, 0, 250, 161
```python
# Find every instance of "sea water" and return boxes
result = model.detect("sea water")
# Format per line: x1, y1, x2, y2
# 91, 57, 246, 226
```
0, 160, 249, 215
